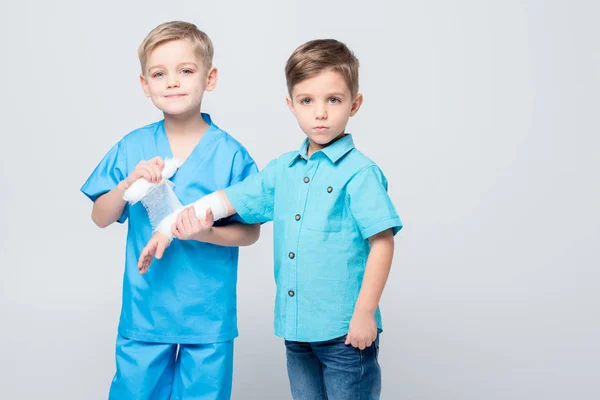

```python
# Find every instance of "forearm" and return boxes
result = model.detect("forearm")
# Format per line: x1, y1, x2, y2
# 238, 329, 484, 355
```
191, 190, 236, 220
192, 223, 260, 247
91, 181, 128, 228
354, 229, 395, 314
156, 190, 239, 240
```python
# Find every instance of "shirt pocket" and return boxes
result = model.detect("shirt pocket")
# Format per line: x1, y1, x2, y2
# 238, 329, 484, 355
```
304, 184, 343, 232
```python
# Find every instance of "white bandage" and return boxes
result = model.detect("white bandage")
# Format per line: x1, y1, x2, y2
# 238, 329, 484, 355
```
122, 158, 183, 232
155, 192, 229, 241
122, 158, 182, 204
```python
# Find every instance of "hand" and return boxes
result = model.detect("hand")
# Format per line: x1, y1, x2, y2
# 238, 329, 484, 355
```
345, 310, 378, 350
138, 232, 171, 274
122, 156, 165, 189
172, 206, 215, 241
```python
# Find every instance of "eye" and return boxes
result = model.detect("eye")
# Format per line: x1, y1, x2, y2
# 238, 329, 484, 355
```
181, 69, 194, 74
328, 97, 341, 104
301, 98, 312, 105
152, 72, 164, 78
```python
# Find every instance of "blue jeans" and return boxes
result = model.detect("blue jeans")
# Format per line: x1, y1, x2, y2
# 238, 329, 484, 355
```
285, 333, 381, 400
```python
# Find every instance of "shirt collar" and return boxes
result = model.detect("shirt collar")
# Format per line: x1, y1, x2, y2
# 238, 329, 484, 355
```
288, 134, 355, 167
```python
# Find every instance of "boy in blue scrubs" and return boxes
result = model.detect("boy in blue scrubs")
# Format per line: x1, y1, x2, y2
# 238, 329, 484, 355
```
139, 39, 401, 400
81, 21, 259, 400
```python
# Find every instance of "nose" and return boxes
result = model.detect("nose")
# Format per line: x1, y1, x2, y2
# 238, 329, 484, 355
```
167, 75, 180, 89
315, 102, 327, 120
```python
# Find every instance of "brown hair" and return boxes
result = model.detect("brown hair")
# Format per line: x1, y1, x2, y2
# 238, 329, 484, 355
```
138, 21, 213, 73
285, 39, 359, 97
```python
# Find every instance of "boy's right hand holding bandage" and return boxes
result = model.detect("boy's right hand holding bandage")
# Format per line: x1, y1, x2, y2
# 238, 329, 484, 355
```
92, 156, 165, 228
137, 190, 235, 273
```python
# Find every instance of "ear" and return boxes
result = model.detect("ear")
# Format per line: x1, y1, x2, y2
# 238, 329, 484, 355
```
350, 93, 363, 117
286, 96, 295, 115
140, 74, 151, 97
205, 67, 218, 92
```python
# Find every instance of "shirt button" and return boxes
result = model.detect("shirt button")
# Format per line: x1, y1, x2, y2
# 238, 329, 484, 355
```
289, 252, 295, 259
327, 186, 333, 193
295, 214, 301, 221
303, 177, 310, 183
288, 290, 295, 297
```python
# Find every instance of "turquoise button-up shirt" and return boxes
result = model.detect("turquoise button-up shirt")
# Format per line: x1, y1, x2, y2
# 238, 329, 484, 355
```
225, 134, 402, 342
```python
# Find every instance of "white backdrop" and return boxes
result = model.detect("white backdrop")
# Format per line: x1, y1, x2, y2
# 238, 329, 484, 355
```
1, 1, 598, 399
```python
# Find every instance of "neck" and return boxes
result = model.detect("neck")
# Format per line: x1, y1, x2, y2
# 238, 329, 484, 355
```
307, 132, 345, 157
164, 109, 207, 136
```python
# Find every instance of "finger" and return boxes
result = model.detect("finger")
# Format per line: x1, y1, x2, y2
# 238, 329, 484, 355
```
138, 245, 152, 268
351, 339, 359, 348
137, 254, 146, 270
176, 211, 186, 231
189, 206, 200, 221
204, 208, 214, 226
141, 259, 150, 274
139, 259, 148, 274
175, 218, 185, 237
155, 239, 166, 259
345, 335, 351, 345
151, 156, 165, 170
358, 341, 366, 350
181, 209, 192, 232
148, 165, 161, 183
138, 252, 151, 273
140, 167, 153, 182
188, 207, 200, 229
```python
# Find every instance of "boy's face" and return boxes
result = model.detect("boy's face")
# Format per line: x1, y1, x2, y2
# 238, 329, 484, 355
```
286, 69, 363, 154
140, 39, 217, 117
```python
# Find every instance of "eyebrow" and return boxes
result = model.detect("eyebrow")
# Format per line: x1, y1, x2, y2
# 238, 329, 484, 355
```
148, 61, 199, 71
294, 92, 348, 99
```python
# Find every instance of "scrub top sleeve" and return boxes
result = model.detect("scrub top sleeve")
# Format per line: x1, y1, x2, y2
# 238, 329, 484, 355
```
80, 140, 129, 223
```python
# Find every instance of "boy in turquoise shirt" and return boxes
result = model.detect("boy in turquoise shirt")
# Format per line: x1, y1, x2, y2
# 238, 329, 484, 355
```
140, 39, 402, 400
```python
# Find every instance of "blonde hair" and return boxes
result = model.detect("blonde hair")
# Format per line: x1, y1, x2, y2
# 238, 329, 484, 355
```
138, 21, 213, 73
285, 39, 360, 97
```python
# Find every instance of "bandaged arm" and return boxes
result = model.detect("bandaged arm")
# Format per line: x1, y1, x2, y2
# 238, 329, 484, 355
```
155, 190, 237, 242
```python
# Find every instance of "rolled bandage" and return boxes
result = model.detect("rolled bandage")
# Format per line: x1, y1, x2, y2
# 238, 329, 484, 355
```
123, 158, 182, 204
122, 158, 184, 231
156, 191, 229, 241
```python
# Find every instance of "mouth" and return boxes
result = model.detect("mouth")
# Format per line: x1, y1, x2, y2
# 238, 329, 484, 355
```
165, 94, 187, 99
313, 126, 329, 132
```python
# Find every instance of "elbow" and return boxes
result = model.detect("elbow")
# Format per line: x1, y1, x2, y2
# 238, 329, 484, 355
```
91, 210, 110, 228
245, 224, 261, 246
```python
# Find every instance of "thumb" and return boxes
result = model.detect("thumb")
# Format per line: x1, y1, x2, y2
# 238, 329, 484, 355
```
155, 240, 166, 259
205, 208, 214, 225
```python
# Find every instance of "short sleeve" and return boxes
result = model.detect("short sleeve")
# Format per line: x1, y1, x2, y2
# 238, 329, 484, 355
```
215, 151, 259, 226
346, 165, 402, 239
224, 158, 278, 224
80, 141, 129, 223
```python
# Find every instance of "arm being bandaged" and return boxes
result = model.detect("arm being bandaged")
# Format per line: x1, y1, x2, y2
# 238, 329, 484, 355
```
122, 158, 184, 231
122, 158, 229, 241
155, 192, 229, 241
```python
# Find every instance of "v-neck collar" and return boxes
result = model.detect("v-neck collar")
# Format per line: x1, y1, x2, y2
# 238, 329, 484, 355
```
155, 113, 221, 185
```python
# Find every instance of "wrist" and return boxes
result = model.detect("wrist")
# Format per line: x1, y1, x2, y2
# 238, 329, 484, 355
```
354, 304, 377, 316
117, 179, 130, 192
192, 227, 214, 242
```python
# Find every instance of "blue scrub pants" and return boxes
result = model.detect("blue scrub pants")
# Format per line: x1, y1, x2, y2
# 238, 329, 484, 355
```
108, 334, 234, 400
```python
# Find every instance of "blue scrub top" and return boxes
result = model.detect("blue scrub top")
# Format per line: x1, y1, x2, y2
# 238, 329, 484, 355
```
81, 114, 258, 343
